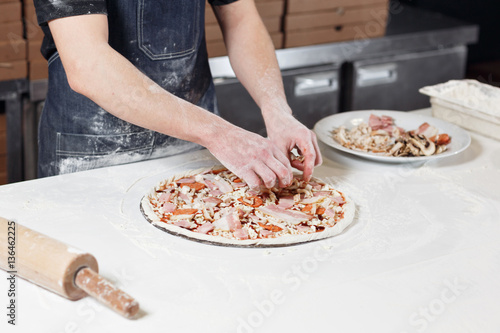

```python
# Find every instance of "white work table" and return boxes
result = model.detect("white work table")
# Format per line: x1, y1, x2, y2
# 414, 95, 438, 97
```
1, 110, 499, 333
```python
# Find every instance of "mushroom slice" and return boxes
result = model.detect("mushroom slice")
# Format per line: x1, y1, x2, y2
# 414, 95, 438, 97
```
409, 136, 436, 156
388, 142, 404, 156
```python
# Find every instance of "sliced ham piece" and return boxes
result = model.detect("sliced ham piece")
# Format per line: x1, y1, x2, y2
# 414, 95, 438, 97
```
369, 114, 394, 131
296, 225, 312, 232
277, 196, 295, 209
203, 174, 233, 194
331, 196, 345, 205
324, 208, 336, 219
369, 114, 384, 130
209, 189, 223, 197
313, 191, 331, 197
173, 219, 194, 229
233, 228, 249, 240
176, 177, 195, 184
161, 202, 176, 213
158, 191, 172, 203
417, 122, 439, 139
196, 222, 214, 234
258, 204, 313, 225
178, 192, 192, 203
380, 115, 393, 127
203, 197, 222, 208
213, 208, 241, 231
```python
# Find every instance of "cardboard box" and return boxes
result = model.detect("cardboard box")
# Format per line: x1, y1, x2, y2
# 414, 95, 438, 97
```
0, 1, 21, 24
287, 0, 388, 14
284, 20, 386, 48
256, 0, 284, 17
24, 4, 44, 41
207, 31, 283, 58
0, 59, 26, 80
205, 15, 282, 42
206, 40, 226, 58
205, 23, 223, 42
270, 31, 283, 49
0, 132, 6, 155
285, 4, 387, 31
0, 154, 6, 174
262, 16, 282, 33
0, 39, 26, 61
205, 4, 218, 24
27, 39, 44, 61
29, 59, 48, 80
0, 21, 23, 41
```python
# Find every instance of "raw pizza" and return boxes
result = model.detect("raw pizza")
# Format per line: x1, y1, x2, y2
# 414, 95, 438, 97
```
140, 167, 355, 246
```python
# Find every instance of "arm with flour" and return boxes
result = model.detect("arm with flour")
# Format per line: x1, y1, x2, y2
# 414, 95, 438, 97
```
212, 0, 322, 181
47, 14, 292, 188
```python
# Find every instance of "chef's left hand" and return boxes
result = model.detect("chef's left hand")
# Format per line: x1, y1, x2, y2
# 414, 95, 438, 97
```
263, 103, 322, 182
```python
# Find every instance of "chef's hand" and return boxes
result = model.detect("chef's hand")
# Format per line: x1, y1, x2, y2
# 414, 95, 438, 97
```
206, 126, 293, 189
263, 104, 322, 182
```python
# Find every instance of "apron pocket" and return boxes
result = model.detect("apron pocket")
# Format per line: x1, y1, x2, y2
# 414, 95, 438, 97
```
55, 131, 154, 174
138, 0, 201, 60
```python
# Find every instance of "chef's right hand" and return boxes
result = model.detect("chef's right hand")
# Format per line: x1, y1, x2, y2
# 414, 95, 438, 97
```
205, 126, 293, 189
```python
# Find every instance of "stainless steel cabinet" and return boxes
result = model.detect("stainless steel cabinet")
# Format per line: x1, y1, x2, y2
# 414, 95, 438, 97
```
214, 64, 340, 135
343, 45, 467, 111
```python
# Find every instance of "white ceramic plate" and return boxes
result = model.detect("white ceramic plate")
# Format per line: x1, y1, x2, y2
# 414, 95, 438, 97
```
313, 110, 471, 163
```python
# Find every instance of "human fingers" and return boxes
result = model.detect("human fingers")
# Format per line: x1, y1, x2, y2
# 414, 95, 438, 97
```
295, 137, 317, 182
252, 163, 278, 188
311, 130, 323, 166
238, 168, 264, 189
271, 146, 293, 187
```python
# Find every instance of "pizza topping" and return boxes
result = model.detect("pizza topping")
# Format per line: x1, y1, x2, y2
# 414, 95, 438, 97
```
203, 174, 233, 193
172, 208, 198, 215
258, 204, 313, 225
145, 167, 350, 241
213, 208, 241, 231
180, 182, 206, 191
258, 222, 283, 232
159, 191, 173, 203
203, 197, 223, 207
176, 177, 196, 184
173, 219, 195, 229
196, 222, 214, 234
233, 228, 249, 240
237, 196, 264, 208
161, 202, 177, 213
277, 196, 294, 209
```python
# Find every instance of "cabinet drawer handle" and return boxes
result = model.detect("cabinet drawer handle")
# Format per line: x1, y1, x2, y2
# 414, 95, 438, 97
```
356, 63, 398, 87
294, 72, 338, 96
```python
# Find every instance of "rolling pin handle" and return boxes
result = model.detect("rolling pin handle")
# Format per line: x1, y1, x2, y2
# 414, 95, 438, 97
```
74, 267, 139, 319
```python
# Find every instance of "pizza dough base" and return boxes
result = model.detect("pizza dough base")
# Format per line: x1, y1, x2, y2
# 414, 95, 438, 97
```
140, 167, 356, 247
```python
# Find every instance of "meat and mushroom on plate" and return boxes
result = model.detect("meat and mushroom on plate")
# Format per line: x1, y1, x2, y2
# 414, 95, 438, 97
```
332, 114, 451, 157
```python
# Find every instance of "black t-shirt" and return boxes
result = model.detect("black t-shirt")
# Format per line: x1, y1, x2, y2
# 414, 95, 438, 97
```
33, 0, 238, 60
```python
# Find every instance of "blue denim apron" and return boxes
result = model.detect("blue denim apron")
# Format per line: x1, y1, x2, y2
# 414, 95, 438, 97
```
38, 0, 217, 177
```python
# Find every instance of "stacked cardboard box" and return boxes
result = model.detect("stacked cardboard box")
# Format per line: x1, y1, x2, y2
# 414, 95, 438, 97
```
0, 0, 27, 81
205, 0, 285, 58
0, 112, 6, 184
24, 0, 47, 80
284, 0, 389, 48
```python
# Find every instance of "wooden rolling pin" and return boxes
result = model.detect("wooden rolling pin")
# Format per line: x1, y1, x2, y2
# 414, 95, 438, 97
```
0, 217, 139, 318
